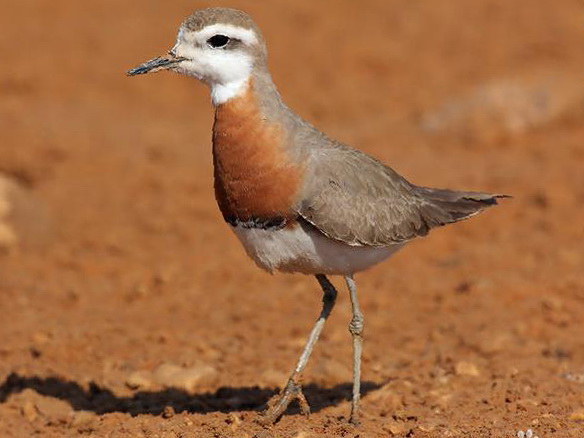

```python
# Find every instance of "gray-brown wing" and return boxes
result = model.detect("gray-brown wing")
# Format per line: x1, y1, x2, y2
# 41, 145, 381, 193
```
295, 144, 503, 247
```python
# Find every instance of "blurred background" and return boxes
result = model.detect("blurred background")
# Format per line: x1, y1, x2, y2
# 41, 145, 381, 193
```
0, 1, 583, 436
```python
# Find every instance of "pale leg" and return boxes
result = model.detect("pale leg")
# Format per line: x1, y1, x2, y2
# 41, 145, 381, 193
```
260, 274, 338, 424
345, 274, 363, 425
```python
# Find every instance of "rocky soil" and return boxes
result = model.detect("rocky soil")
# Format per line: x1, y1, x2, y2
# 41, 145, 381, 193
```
1, 0, 583, 437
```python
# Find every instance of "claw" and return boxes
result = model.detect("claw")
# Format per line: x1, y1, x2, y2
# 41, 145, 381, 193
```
296, 388, 311, 417
258, 379, 311, 425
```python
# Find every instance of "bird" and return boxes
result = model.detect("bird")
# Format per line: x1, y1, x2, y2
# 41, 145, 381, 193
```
127, 7, 507, 425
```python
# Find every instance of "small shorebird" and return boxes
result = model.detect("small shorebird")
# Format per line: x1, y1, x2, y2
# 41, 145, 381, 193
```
128, 7, 506, 425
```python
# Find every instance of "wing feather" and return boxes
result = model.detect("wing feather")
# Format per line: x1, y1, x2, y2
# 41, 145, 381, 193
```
295, 144, 504, 247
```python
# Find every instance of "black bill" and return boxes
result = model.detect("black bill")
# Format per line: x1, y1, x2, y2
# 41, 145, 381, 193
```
126, 54, 186, 76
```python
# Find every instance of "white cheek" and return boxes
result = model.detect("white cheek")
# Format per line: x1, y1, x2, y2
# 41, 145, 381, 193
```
174, 44, 253, 105
174, 44, 251, 80
207, 51, 253, 83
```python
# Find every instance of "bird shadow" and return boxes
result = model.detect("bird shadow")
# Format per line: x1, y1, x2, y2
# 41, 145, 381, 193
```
0, 372, 381, 416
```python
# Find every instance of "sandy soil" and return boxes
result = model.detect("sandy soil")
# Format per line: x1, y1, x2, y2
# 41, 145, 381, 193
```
1, 0, 584, 437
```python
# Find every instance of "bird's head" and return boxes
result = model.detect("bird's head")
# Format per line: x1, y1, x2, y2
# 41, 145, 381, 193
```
127, 8, 266, 104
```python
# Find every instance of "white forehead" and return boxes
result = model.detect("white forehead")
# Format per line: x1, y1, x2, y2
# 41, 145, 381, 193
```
177, 23, 259, 46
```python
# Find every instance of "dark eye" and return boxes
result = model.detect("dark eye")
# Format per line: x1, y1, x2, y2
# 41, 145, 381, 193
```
207, 34, 230, 48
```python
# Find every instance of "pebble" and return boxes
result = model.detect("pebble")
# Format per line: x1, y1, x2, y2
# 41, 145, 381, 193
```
226, 413, 242, 432
21, 401, 38, 422
569, 410, 584, 421
0, 175, 18, 249
455, 361, 480, 377
70, 411, 96, 427
563, 371, 584, 384
477, 332, 511, 355
387, 420, 406, 436
428, 389, 453, 410
418, 421, 438, 432
15, 389, 71, 423
162, 406, 175, 419
126, 363, 218, 392
0, 174, 51, 249
34, 396, 72, 422
31, 332, 51, 346
153, 363, 218, 392
126, 371, 153, 390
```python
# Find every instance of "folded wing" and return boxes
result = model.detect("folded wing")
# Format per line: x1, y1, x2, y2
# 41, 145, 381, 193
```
296, 144, 506, 247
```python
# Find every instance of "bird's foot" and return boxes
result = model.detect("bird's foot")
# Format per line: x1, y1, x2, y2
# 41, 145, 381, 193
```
349, 388, 361, 425
258, 378, 310, 425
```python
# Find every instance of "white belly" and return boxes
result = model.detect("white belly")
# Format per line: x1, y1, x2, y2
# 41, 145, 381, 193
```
231, 222, 403, 275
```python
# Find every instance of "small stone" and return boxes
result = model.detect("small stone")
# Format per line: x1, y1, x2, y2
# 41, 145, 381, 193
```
477, 332, 511, 355
226, 413, 242, 431
0, 223, 17, 249
569, 410, 584, 421
387, 421, 406, 435
0, 174, 51, 249
32, 332, 51, 345
70, 411, 96, 427
153, 363, 218, 392
541, 296, 563, 311
15, 389, 71, 422
126, 371, 153, 390
21, 401, 38, 422
162, 406, 175, 418
34, 396, 72, 422
418, 422, 437, 432
563, 371, 584, 384
455, 361, 480, 377
516, 398, 539, 409
428, 389, 453, 409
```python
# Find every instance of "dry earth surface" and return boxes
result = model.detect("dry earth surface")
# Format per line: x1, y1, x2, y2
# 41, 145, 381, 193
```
1, 0, 584, 437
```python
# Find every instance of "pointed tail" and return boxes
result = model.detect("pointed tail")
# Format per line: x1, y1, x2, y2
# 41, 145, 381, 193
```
416, 186, 510, 223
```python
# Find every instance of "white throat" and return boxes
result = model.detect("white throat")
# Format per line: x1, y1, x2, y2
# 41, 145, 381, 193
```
211, 76, 250, 105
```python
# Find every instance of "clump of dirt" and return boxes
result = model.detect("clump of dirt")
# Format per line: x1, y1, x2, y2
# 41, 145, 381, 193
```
0, 174, 51, 251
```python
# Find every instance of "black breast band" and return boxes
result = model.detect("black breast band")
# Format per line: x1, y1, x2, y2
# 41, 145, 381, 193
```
225, 215, 288, 230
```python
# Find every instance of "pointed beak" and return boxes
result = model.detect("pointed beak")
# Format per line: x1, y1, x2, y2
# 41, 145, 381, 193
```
126, 52, 187, 76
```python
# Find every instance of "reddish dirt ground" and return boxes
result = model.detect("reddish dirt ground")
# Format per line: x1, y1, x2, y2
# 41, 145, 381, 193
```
1, 1, 584, 437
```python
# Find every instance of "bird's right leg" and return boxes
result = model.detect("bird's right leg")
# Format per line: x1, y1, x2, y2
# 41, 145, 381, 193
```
345, 274, 364, 425
260, 274, 337, 425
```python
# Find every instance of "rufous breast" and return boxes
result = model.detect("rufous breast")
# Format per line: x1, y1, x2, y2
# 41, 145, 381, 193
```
212, 81, 303, 228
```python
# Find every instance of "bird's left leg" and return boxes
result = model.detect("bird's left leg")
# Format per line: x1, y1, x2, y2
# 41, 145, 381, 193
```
345, 274, 364, 425
260, 274, 338, 425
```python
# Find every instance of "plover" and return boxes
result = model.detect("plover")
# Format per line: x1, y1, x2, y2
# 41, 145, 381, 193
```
128, 7, 506, 425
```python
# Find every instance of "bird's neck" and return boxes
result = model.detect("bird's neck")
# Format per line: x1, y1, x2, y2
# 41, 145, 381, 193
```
211, 67, 286, 111
211, 78, 250, 106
